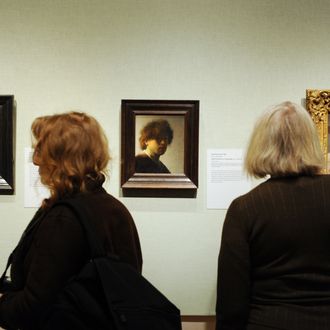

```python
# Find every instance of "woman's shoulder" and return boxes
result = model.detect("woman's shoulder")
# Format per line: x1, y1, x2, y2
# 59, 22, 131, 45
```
312, 174, 330, 183
31, 203, 85, 251
38, 203, 82, 233
76, 190, 134, 221
230, 179, 269, 203
38, 191, 133, 231
227, 179, 275, 213
232, 174, 330, 205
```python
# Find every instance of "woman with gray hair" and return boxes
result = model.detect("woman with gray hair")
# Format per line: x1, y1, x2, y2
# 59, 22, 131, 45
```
216, 101, 330, 330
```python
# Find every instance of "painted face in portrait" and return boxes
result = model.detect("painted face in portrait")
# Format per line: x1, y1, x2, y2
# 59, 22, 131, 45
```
145, 137, 169, 157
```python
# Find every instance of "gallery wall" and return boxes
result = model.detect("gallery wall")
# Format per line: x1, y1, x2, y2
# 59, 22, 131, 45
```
0, 1, 330, 325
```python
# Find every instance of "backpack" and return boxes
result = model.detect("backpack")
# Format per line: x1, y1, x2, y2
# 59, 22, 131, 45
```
2, 199, 182, 330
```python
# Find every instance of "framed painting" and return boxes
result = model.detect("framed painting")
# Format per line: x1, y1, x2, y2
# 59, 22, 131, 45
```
121, 99, 199, 197
306, 89, 330, 173
0, 95, 15, 195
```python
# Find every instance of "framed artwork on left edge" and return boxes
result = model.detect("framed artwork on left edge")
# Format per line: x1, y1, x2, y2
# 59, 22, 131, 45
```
121, 99, 199, 198
0, 95, 15, 195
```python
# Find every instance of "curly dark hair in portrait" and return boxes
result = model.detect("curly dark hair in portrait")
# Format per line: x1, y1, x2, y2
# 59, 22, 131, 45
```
139, 119, 174, 150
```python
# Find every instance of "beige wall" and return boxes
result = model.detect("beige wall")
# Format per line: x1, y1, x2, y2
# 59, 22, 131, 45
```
1, 1, 330, 327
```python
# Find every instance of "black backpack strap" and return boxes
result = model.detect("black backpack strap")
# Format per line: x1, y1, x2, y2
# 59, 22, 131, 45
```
0, 252, 14, 289
53, 199, 105, 258
1, 198, 105, 286
0, 208, 46, 291
52, 199, 126, 328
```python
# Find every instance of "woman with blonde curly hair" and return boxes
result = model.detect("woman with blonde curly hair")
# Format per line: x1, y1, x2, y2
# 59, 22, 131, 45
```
0, 112, 142, 330
216, 101, 330, 330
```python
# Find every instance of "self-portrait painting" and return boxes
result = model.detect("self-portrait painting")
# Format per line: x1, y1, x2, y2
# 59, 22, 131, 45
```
121, 100, 199, 198
135, 115, 185, 174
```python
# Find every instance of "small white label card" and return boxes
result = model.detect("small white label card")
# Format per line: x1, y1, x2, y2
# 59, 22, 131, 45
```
207, 149, 252, 209
24, 148, 49, 208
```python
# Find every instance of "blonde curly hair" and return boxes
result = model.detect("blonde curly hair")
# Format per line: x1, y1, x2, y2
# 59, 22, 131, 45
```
31, 111, 110, 208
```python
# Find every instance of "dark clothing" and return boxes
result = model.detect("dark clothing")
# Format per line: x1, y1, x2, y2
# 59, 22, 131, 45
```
0, 185, 142, 330
135, 153, 170, 173
216, 175, 330, 330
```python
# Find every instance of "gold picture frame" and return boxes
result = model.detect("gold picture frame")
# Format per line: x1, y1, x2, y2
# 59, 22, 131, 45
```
306, 89, 330, 172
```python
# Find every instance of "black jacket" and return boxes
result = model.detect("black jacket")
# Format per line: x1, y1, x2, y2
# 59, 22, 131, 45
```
217, 175, 330, 330
0, 185, 142, 330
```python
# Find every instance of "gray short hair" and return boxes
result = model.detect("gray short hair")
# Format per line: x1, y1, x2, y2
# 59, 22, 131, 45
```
244, 101, 323, 178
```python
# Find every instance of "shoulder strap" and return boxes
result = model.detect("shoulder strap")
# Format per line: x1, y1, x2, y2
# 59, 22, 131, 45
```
1, 200, 105, 290
0, 208, 46, 289
53, 199, 105, 258
0, 252, 14, 289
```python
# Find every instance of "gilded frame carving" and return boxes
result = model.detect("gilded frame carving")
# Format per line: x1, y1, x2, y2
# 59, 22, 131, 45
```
306, 89, 330, 172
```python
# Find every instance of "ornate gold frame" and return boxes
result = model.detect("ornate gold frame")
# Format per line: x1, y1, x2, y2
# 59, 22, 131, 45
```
306, 89, 330, 172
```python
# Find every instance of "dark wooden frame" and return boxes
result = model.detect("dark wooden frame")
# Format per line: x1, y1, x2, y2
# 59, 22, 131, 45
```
121, 99, 199, 197
0, 95, 15, 195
